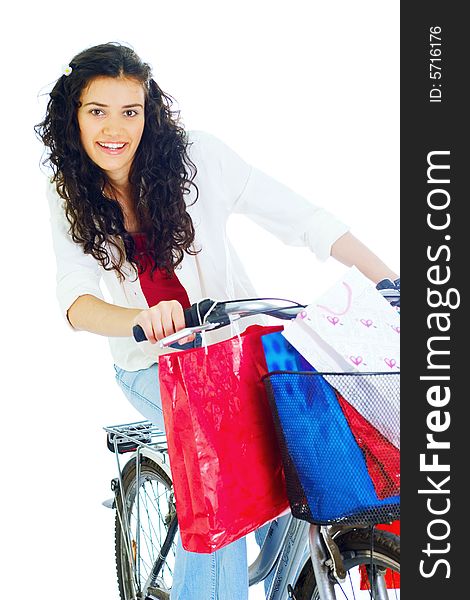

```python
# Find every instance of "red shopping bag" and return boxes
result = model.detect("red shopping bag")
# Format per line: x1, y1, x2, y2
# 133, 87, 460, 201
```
158, 325, 290, 553
335, 391, 400, 500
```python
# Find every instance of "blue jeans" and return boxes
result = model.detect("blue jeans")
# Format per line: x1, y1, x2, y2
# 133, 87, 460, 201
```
113, 336, 266, 599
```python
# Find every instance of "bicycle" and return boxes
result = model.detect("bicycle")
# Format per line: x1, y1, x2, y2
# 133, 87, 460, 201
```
103, 297, 401, 600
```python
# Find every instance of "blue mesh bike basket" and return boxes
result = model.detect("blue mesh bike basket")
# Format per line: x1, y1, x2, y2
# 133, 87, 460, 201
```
261, 331, 400, 526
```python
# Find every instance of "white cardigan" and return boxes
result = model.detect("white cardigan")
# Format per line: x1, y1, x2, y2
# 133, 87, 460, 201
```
47, 130, 349, 370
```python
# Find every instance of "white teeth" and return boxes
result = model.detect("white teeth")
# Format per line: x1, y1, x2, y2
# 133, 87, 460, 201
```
99, 142, 126, 149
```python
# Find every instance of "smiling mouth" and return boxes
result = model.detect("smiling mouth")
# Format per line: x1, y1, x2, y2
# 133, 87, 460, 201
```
96, 142, 128, 154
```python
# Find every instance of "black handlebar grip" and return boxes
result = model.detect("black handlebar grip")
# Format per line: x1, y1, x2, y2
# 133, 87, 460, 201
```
132, 301, 216, 343
183, 299, 217, 328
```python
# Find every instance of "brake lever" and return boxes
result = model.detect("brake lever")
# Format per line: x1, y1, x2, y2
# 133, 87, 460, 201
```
159, 313, 243, 348
158, 322, 221, 348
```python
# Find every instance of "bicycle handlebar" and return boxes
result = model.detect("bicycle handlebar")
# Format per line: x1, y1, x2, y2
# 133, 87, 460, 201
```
132, 297, 306, 344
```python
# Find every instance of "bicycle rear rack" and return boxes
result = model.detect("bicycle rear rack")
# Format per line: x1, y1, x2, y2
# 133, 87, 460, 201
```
104, 420, 168, 454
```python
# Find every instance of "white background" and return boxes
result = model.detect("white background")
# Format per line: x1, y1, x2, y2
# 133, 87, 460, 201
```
0, 1, 399, 598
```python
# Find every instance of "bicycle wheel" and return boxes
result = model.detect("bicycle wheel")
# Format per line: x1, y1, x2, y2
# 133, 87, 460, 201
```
115, 455, 177, 600
294, 528, 400, 599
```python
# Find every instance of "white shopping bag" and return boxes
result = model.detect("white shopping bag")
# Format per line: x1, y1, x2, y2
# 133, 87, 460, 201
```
282, 266, 400, 447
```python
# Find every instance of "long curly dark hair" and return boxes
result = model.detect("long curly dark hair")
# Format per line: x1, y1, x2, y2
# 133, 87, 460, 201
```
35, 42, 199, 281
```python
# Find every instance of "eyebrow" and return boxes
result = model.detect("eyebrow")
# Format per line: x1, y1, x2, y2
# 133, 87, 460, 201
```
82, 102, 144, 108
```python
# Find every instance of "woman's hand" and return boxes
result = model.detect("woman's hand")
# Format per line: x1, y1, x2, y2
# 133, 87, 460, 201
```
132, 300, 195, 345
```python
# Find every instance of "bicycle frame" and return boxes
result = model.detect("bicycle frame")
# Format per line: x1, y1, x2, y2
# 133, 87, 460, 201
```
264, 517, 312, 599
248, 514, 293, 587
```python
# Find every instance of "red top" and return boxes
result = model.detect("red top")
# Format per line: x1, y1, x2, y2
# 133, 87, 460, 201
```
131, 233, 191, 309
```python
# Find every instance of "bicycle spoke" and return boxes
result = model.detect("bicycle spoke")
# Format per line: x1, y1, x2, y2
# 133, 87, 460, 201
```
140, 480, 171, 516
140, 488, 154, 562
140, 486, 157, 564
131, 512, 160, 579
131, 483, 165, 540
147, 480, 169, 542
329, 564, 399, 599
131, 500, 164, 557
141, 494, 161, 563
336, 571, 356, 600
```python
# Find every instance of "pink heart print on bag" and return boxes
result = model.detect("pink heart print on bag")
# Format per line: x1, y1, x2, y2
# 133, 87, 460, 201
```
349, 356, 363, 366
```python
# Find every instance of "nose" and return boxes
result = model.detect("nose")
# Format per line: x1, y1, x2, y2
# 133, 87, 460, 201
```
101, 116, 124, 138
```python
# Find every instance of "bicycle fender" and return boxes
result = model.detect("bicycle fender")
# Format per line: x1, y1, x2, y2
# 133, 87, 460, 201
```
140, 447, 172, 481
113, 447, 172, 482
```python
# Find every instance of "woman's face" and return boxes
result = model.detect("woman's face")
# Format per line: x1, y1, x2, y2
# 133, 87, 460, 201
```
77, 76, 146, 186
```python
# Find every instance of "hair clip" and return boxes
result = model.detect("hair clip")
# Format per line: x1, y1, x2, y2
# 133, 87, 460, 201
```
63, 64, 73, 77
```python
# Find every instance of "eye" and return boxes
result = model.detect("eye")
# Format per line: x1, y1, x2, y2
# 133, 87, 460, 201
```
124, 109, 138, 117
90, 108, 105, 116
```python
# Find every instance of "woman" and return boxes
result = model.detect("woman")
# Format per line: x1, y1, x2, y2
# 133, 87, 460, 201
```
36, 42, 399, 599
